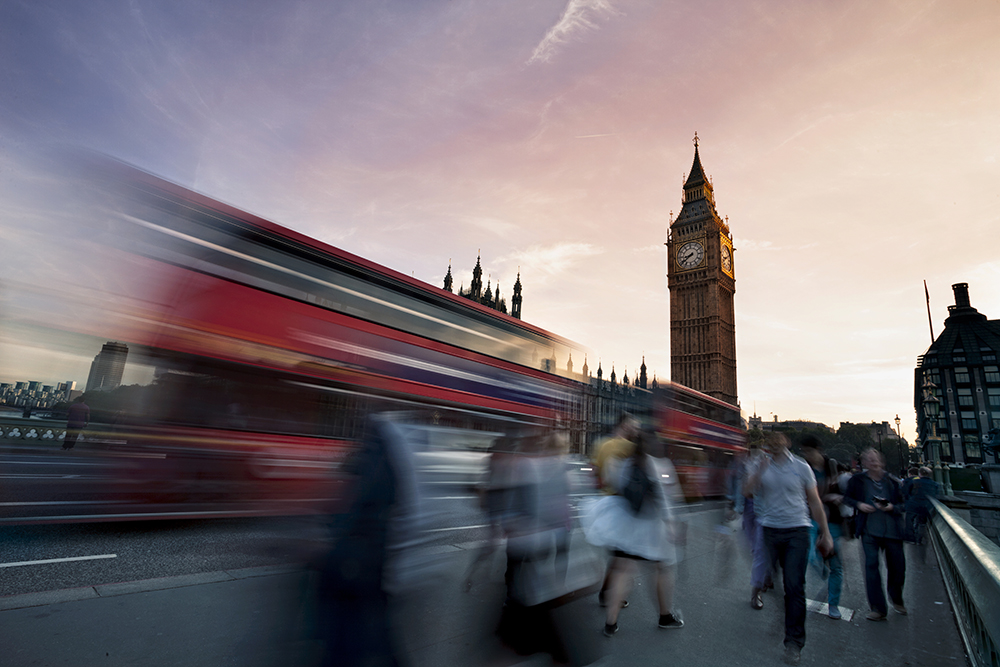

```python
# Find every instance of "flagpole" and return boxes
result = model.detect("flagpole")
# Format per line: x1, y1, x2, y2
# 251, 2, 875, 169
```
924, 280, 935, 343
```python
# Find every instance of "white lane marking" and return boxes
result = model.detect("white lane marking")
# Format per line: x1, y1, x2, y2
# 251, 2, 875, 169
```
428, 496, 476, 500
0, 554, 118, 569
424, 524, 489, 533
806, 599, 854, 621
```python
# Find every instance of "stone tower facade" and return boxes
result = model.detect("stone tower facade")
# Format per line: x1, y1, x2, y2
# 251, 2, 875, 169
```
666, 135, 738, 406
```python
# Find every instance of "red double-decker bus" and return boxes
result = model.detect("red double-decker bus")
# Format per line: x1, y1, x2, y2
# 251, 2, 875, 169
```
1, 159, 592, 523
654, 383, 746, 500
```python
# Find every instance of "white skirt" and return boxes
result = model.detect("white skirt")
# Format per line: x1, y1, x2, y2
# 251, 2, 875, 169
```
581, 494, 677, 564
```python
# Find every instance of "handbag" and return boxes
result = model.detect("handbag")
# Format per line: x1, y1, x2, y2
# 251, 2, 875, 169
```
622, 457, 655, 514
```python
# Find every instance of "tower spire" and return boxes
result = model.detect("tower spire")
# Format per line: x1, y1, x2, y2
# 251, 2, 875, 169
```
511, 269, 523, 319
443, 260, 453, 292
470, 251, 483, 302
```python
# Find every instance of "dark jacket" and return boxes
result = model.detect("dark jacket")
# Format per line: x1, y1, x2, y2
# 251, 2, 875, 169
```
905, 477, 940, 518
843, 472, 904, 538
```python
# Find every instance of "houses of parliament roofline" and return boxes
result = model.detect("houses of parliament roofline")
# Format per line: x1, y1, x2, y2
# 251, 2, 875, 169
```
443, 253, 522, 319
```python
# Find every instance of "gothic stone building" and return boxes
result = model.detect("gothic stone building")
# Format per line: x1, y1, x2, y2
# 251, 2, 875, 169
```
666, 135, 738, 407
443, 254, 522, 319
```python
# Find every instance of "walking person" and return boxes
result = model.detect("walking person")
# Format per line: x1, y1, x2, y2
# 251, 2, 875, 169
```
463, 435, 518, 591
843, 449, 907, 622
742, 433, 832, 666
904, 466, 939, 546
591, 412, 639, 607
799, 436, 846, 619
740, 441, 774, 610
583, 429, 684, 637
62, 395, 89, 450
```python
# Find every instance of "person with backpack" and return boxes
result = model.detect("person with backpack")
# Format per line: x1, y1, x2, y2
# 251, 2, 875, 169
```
582, 429, 684, 637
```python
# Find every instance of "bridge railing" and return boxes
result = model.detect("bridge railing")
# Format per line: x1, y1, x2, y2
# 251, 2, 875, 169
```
930, 497, 1000, 667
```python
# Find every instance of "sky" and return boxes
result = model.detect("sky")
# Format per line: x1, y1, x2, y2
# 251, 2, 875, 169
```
2, 0, 999, 442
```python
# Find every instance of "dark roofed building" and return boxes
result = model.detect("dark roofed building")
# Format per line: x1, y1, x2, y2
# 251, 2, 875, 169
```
915, 283, 1000, 466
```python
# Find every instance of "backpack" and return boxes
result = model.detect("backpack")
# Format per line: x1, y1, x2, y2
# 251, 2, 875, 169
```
622, 456, 655, 515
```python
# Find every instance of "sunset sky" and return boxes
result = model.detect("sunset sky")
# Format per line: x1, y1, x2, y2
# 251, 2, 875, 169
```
3, 0, 999, 441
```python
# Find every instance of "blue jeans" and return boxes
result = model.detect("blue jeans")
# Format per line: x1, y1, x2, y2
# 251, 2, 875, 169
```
808, 521, 844, 607
743, 499, 773, 589
861, 534, 905, 615
763, 526, 810, 649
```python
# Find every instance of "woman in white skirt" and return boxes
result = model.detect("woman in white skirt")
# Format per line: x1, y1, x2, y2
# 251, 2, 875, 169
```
582, 430, 684, 636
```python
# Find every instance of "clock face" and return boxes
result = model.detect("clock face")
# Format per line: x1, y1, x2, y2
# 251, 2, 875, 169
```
677, 241, 704, 269
721, 244, 733, 272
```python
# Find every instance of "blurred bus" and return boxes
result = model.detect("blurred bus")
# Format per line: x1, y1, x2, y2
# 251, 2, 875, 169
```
0, 160, 589, 523
654, 383, 746, 500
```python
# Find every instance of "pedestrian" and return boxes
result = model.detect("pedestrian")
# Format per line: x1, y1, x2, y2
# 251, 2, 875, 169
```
582, 428, 684, 637
843, 448, 907, 622
62, 395, 89, 450
497, 427, 600, 666
742, 432, 833, 666
591, 412, 640, 607
740, 440, 775, 610
315, 414, 405, 667
463, 435, 518, 591
904, 466, 939, 545
799, 436, 845, 619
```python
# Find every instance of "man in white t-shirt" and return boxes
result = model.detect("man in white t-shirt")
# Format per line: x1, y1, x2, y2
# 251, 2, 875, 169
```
744, 433, 832, 666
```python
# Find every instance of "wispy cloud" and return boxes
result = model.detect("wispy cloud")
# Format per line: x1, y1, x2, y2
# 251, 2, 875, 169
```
528, 0, 621, 64
498, 242, 603, 275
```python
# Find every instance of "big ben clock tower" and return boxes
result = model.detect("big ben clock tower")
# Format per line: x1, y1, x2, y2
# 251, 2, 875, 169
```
666, 134, 738, 406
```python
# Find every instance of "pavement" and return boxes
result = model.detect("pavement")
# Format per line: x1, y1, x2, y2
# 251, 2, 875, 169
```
0, 520, 971, 667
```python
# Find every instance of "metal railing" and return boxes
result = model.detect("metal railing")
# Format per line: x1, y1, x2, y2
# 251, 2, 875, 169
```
930, 498, 1000, 667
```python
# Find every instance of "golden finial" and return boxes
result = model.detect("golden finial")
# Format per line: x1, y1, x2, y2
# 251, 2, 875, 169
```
693, 131, 699, 148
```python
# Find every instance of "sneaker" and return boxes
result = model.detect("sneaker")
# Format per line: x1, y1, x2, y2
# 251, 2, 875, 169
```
891, 602, 908, 615
866, 611, 887, 622
658, 613, 684, 629
751, 589, 763, 610
603, 622, 618, 637
782, 645, 801, 665
828, 605, 841, 620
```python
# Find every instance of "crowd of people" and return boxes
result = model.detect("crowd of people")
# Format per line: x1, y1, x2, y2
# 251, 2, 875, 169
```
316, 411, 941, 667
732, 432, 941, 664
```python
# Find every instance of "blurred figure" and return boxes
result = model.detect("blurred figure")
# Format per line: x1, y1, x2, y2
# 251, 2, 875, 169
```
799, 436, 845, 619
905, 466, 939, 547
583, 429, 683, 637
463, 435, 518, 591
743, 432, 832, 666
62, 395, 89, 450
497, 428, 600, 666
740, 440, 774, 610
314, 415, 405, 667
843, 449, 906, 622
592, 412, 639, 607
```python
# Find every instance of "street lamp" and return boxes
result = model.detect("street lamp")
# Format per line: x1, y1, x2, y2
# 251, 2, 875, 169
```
921, 376, 944, 488
895, 414, 905, 475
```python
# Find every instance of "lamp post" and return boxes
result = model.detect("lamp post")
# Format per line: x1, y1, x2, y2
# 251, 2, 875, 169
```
873, 421, 884, 460
921, 376, 944, 488
895, 414, 905, 475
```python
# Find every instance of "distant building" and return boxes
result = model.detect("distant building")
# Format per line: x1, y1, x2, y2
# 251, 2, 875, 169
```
443, 254, 522, 319
749, 413, 835, 433
86, 342, 129, 392
915, 283, 1000, 465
